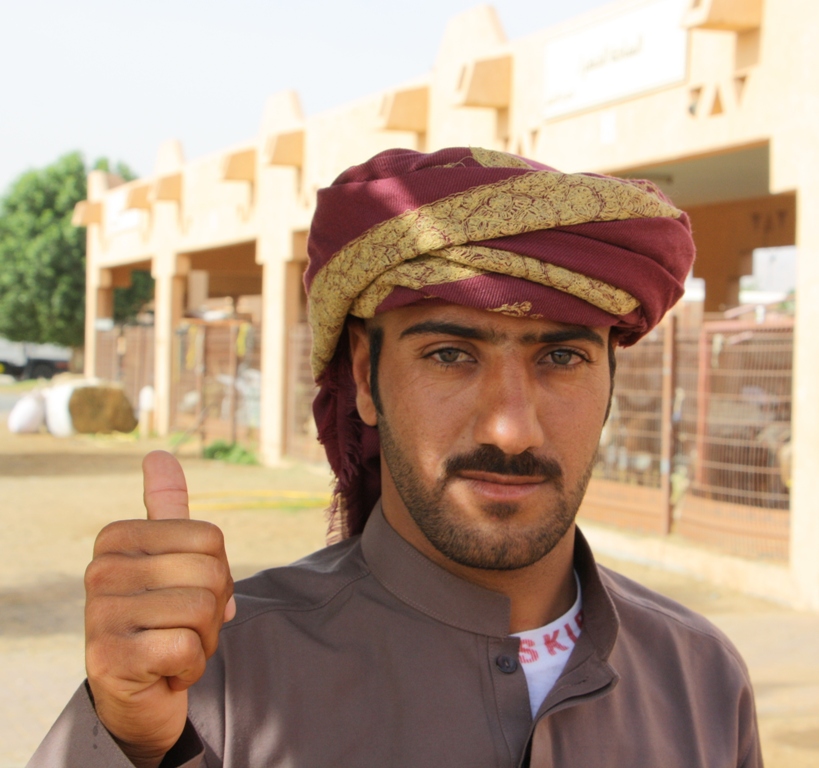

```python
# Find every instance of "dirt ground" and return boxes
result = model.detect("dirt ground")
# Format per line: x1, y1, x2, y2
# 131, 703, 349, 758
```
1, 387, 817, 767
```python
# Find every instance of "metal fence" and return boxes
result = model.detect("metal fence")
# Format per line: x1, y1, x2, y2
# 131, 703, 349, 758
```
674, 319, 792, 559
94, 326, 154, 412
95, 329, 119, 382
584, 325, 669, 535
581, 315, 793, 561
103, 313, 794, 562
286, 324, 325, 463
171, 320, 262, 447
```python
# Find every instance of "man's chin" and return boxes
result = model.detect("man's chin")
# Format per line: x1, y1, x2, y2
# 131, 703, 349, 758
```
415, 505, 576, 571
425, 528, 564, 572
444, 483, 557, 525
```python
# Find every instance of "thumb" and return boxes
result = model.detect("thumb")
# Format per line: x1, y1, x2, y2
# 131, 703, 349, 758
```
143, 450, 190, 520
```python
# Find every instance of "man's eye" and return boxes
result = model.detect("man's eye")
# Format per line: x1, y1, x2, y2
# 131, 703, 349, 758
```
431, 348, 466, 364
548, 349, 580, 366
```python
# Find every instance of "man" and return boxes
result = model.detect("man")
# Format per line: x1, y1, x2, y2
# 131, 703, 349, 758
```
30, 147, 761, 767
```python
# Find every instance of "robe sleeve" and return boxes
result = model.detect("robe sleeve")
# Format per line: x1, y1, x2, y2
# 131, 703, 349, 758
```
26, 681, 205, 768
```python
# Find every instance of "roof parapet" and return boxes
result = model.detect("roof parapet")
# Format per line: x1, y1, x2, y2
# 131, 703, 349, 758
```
683, 0, 763, 31
72, 200, 102, 226
455, 54, 512, 109
379, 85, 429, 132
221, 148, 257, 182
265, 130, 305, 167
125, 181, 153, 211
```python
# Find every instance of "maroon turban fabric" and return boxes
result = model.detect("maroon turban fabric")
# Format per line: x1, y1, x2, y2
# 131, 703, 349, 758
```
305, 147, 695, 538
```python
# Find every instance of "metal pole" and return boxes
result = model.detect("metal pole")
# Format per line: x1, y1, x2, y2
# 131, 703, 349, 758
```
659, 314, 677, 534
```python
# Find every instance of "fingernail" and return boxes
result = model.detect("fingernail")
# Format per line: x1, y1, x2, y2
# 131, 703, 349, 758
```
224, 595, 237, 622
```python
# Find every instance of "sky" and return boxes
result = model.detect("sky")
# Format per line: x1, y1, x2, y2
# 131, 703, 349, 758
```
0, 0, 615, 193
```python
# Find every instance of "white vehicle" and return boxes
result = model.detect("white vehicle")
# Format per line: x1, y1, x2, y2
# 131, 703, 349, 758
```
0, 337, 71, 379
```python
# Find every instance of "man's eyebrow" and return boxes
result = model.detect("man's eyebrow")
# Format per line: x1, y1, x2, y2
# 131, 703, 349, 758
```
399, 321, 492, 341
521, 327, 606, 347
399, 320, 605, 347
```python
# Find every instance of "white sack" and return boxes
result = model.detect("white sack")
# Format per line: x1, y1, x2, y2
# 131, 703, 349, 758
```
7, 391, 46, 433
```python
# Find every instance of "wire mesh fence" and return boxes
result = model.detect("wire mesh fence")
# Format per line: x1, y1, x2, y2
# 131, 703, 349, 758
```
581, 315, 793, 560
104, 312, 794, 562
286, 324, 325, 463
596, 327, 665, 489
94, 326, 154, 413
121, 326, 155, 410
674, 319, 792, 560
171, 320, 261, 448
584, 325, 669, 535
94, 330, 119, 383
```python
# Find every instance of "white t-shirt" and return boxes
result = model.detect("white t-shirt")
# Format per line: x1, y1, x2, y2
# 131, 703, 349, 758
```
511, 573, 584, 717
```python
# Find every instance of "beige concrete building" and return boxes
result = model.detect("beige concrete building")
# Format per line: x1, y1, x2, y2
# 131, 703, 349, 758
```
74, 0, 819, 609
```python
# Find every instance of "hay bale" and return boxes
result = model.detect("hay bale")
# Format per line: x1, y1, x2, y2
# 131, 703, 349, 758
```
68, 385, 137, 434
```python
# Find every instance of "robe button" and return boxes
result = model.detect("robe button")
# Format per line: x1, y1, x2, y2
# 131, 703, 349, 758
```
496, 655, 518, 674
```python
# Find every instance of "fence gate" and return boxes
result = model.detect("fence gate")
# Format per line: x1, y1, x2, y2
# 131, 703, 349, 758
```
580, 315, 793, 562
121, 326, 155, 408
171, 320, 261, 447
94, 326, 154, 412
95, 329, 119, 382
286, 323, 325, 463
674, 318, 792, 560
582, 323, 671, 534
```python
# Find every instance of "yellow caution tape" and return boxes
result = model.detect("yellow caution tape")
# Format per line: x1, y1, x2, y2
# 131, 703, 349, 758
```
236, 323, 250, 357
186, 326, 199, 371
188, 489, 331, 513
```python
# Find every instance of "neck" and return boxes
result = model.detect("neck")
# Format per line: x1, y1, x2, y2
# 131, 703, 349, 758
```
382, 500, 578, 634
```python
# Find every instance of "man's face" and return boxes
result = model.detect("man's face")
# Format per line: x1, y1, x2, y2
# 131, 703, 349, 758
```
350, 303, 612, 572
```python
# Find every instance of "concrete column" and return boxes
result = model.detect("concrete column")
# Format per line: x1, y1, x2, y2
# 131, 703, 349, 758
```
152, 256, 185, 436
258, 247, 288, 465
84, 268, 113, 377
772, 0, 819, 610
83, 171, 112, 377
789, 182, 819, 610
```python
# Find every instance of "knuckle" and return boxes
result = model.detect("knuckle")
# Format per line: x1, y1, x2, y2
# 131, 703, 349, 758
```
191, 587, 218, 617
171, 628, 204, 661
205, 556, 231, 591
84, 553, 120, 593
93, 521, 124, 554
198, 521, 225, 552
94, 520, 143, 556
85, 594, 126, 634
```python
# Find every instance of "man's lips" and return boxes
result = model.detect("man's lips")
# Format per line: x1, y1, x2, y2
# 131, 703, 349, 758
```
454, 470, 546, 500
456, 470, 545, 485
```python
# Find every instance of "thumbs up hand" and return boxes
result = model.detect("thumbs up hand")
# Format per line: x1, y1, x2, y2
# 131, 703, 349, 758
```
85, 451, 235, 768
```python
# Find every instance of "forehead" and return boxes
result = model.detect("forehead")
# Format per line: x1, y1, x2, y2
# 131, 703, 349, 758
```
371, 303, 609, 346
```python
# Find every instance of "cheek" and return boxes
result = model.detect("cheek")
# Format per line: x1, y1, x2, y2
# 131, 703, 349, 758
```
382, 374, 472, 465
538, 380, 610, 447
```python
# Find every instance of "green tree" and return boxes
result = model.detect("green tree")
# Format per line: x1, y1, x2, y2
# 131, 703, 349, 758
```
0, 152, 152, 348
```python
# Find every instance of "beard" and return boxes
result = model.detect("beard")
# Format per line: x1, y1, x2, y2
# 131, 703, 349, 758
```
378, 416, 595, 571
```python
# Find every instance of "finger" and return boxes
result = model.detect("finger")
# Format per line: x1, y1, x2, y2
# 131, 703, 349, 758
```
143, 451, 189, 521
87, 588, 224, 657
92, 519, 227, 559
88, 627, 207, 692
86, 552, 232, 597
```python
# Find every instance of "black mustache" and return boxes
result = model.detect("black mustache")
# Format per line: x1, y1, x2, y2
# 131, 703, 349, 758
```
444, 445, 563, 482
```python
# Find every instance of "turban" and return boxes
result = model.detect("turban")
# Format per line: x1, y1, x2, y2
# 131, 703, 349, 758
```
305, 147, 695, 538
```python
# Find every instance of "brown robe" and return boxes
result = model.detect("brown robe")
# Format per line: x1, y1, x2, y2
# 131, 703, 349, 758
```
29, 504, 761, 767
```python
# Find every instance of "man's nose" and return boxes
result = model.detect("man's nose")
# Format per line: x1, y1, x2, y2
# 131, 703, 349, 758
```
471, 361, 545, 456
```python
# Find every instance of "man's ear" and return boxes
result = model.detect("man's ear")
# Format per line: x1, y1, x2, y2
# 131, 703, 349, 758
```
348, 319, 378, 427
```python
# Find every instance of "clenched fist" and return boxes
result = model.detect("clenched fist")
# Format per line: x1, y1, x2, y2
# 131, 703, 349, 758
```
84, 450, 235, 768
